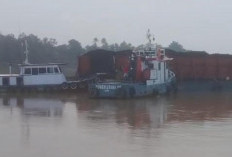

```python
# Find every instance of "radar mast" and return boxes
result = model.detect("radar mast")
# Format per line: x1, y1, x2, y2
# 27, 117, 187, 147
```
24, 40, 29, 64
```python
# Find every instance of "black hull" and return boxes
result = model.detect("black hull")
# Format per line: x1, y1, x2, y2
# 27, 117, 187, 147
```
0, 84, 86, 93
177, 80, 232, 92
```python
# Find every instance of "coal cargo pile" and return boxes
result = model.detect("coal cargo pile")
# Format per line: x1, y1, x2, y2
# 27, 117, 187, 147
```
166, 49, 232, 81
77, 49, 132, 78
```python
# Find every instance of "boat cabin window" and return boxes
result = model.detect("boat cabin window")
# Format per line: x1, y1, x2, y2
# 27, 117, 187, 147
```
47, 67, 54, 73
54, 67, 59, 73
39, 67, 46, 74
148, 62, 154, 69
22, 66, 61, 75
158, 63, 161, 70
2, 77, 9, 86
24, 68, 31, 75
32, 68, 39, 75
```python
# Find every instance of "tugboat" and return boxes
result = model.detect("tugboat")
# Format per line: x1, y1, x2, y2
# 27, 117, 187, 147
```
88, 31, 176, 98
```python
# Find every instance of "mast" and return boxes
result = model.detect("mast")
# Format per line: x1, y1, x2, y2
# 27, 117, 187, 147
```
24, 40, 29, 64
132, 29, 158, 57
146, 29, 156, 50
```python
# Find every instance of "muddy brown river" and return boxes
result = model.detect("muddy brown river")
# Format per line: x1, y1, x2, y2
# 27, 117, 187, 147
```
0, 92, 231, 157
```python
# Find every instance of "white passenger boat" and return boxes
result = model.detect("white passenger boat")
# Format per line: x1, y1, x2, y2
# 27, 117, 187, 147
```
0, 63, 67, 91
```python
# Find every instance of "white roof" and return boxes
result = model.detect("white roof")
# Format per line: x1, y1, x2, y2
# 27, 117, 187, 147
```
0, 74, 20, 77
19, 63, 66, 67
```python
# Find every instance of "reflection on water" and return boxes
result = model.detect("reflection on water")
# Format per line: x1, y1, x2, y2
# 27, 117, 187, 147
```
168, 92, 232, 121
76, 96, 169, 129
2, 92, 232, 127
1, 95, 63, 117
0, 92, 232, 157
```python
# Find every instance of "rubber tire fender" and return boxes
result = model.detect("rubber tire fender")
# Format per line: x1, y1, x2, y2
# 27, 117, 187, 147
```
70, 82, 78, 89
61, 82, 69, 90
90, 89, 99, 97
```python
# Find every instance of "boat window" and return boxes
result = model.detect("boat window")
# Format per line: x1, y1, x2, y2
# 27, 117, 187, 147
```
24, 68, 31, 75
148, 62, 154, 69
39, 67, 46, 74
58, 67, 62, 73
32, 68, 39, 75
54, 67, 59, 73
2, 77, 9, 86
47, 67, 54, 73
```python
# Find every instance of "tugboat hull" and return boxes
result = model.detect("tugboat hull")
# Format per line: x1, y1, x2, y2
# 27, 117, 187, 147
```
89, 81, 176, 99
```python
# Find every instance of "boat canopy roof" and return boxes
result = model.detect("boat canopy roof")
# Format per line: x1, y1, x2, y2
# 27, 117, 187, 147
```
0, 74, 20, 77
19, 63, 66, 67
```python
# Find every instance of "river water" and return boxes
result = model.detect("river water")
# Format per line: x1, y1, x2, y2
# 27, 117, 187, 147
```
0, 92, 232, 157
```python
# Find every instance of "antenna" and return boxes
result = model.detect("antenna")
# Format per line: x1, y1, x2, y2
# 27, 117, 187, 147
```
152, 35, 155, 42
146, 29, 151, 44
24, 40, 29, 64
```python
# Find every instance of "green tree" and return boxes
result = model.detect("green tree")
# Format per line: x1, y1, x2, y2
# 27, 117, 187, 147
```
101, 38, 109, 50
68, 39, 84, 53
93, 37, 99, 48
109, 43, 119, 51
118, 41, 133, 51
168, 41, 185, 52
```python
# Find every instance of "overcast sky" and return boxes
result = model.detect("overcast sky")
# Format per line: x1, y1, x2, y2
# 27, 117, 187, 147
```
0, 0, 232, 53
